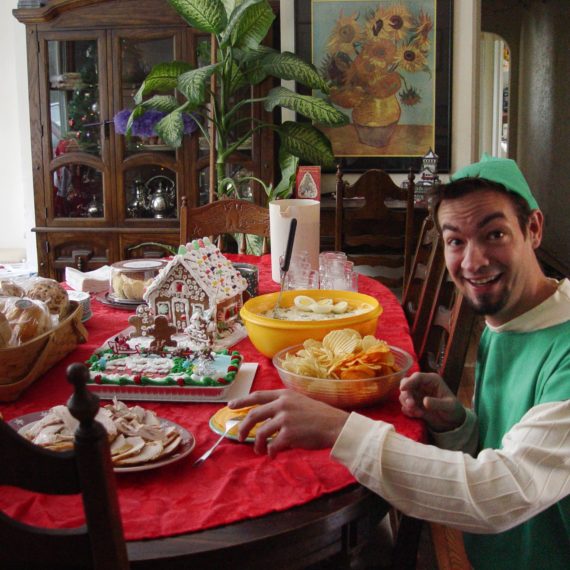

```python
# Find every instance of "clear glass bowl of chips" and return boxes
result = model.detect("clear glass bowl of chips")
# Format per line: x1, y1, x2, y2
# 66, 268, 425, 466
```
272, 343, 413, 409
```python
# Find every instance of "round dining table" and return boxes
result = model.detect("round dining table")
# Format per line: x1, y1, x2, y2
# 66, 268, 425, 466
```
0, 254, 426, 569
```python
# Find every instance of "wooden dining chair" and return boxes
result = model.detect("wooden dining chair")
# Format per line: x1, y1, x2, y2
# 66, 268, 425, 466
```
416, 273, 476, 396
0, 363, 129, 570
391, 244, 477, 570
179, 196, 270, 254
334, 165, 416, 290
401, 214, 445, 350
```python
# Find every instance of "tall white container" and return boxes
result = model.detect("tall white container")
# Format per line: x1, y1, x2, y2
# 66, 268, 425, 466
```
269, 199, 320, 283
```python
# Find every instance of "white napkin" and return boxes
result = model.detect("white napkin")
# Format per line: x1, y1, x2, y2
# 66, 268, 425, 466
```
65, 265, 111, 293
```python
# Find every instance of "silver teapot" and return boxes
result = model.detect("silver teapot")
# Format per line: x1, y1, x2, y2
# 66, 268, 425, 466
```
149, 180, 175, 218
127, 178, 149, 218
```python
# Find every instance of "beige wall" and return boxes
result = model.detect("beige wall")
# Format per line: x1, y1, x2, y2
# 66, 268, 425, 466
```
0, 1, 34, 265
2, 0, 480, 269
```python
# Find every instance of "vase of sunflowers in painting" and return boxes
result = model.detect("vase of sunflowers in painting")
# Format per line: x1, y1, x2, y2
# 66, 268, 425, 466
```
321, 2, 433, 148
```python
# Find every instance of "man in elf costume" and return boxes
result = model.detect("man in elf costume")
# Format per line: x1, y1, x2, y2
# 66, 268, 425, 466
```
231, 155, 570, 569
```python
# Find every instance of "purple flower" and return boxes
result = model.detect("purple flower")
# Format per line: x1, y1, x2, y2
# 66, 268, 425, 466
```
113, 109, 198, 137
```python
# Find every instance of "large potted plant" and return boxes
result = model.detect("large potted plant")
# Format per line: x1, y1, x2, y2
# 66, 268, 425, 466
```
127, 0, 348, 201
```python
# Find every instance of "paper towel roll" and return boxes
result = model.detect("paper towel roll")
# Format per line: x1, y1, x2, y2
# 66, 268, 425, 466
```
269, 199, 320, 283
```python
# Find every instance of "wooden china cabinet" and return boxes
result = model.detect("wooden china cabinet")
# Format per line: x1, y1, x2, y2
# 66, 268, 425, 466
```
14, 0, 276, 281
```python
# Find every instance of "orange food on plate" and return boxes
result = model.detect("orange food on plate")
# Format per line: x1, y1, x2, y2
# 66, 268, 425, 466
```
211, 405, 264, 439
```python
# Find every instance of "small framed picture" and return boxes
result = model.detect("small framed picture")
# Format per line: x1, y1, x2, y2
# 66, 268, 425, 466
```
295, 166, 321, 200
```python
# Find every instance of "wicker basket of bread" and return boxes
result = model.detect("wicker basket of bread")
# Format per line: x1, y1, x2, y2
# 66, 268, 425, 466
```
0, 278, 88, 402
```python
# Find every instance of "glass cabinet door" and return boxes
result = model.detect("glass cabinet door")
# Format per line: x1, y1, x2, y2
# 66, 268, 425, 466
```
118, 35, 177, 157
46, 35, 109, 222
112, 30, 185, 224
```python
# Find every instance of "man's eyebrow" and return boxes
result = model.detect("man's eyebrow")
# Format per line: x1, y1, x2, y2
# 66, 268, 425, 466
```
441, 212, 506, 233
477, 212, 506, 228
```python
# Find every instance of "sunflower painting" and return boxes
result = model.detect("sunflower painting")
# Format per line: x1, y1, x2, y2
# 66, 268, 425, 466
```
310, 0, 441, 161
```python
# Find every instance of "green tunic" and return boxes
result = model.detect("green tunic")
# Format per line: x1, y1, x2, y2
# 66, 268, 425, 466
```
464, 320, 570, 569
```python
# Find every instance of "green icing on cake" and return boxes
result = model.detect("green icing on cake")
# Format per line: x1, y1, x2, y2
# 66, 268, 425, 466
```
87, 348, 242, 388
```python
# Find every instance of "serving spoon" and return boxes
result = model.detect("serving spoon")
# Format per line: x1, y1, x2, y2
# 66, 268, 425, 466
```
272, 217, 297, 318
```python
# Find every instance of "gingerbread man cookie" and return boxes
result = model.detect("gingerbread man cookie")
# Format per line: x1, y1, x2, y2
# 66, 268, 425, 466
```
128, 304, 155, 338
149, 315, 177, 351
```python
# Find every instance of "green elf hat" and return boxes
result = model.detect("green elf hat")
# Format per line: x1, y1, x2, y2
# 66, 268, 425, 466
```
451, 153, 539, 210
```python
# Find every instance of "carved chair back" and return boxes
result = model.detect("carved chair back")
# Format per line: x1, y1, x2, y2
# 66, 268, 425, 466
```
401, 215, 446, 350
334, 165, 415, 289
180, 197, 270, 254
0, 363, 129, 569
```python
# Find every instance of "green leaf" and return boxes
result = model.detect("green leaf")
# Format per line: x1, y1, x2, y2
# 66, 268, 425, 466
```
134, 61, 193, 104
239, 45, 273, 84
272, 148, 298, 200
245, 234, 265, 256
177, 64, 218, 106
155, 110, 185, 148
264, 86, 349, 126
258, 51, 329, 91
222, 0, 275, 49
140, 95, 179, 113
168, 0, 227, 34
125, 106, 145, 136
226, 61, 248, 95
221, 0, 236, 16
277, 121, 336, 168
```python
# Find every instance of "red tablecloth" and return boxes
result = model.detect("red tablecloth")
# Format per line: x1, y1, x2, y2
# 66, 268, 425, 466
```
0, 255, 425, 541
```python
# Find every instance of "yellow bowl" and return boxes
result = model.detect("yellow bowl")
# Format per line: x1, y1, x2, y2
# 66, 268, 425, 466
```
273, 344, 413, 408
240, 290, 382, 357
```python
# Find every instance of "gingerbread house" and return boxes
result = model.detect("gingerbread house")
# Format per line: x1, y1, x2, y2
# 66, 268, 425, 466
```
143, 237, 248, 334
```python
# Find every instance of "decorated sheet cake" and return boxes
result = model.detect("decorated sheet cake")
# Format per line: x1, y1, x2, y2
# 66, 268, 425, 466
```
87, 346, 243, 402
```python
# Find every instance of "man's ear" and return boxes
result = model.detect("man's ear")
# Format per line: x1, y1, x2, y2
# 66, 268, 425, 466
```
528, 210, 544, 249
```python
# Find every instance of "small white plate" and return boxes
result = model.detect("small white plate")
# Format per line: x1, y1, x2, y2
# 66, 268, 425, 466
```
208, 405, 274, 444
209, 414, 255, 443
9, 412, 195, 473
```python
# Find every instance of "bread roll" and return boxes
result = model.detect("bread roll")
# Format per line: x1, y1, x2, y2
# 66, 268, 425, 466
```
0, 280, 25, 297
25, 277, 70, 319
4, 298, 52, 345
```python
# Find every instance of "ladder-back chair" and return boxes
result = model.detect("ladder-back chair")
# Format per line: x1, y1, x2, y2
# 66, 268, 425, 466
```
0, 363, 129, 570
334, 166, 415, 289
179, 197, 270, 254
417, 271, 476, 395
413, 272, 476, 570
392, 226, 476, 569
401, 214, 445, 350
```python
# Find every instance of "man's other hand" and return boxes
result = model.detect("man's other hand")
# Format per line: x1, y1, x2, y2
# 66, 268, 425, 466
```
399, 372, 466, 432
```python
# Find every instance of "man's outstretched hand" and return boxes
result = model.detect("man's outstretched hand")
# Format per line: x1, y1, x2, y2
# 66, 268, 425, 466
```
399, 372, 466, 432
229, 390, 349, 458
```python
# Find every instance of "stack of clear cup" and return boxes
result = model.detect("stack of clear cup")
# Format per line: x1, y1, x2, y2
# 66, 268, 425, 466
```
280, 250, 320, 290
318, 251, 358, 291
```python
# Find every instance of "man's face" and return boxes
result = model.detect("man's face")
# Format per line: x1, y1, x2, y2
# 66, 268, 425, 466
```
437, 189, 542, 325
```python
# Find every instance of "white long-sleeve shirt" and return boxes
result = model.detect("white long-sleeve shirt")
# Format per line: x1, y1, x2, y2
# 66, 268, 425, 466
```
331, 279, 570, 534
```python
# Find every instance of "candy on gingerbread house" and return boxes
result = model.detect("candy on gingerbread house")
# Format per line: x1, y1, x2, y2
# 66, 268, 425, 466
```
143, 237, 247, 335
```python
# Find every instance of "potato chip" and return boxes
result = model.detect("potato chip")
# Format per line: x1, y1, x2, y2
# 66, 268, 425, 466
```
322, 329, 361, 357
361, 335, 382, 351
282, 352, 328, 378
339, 365, 378, 379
